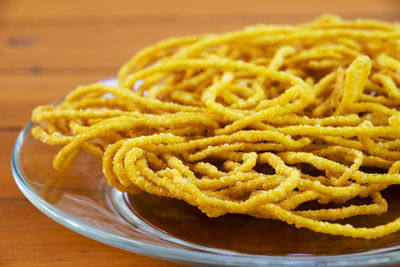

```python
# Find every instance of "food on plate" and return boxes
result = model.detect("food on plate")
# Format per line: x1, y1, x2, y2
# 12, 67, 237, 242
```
31, 15, 400, 239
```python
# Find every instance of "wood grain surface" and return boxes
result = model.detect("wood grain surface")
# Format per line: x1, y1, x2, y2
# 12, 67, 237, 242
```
1, 0, 400, 266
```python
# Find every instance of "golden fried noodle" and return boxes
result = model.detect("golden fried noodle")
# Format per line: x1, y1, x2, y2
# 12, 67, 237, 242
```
31, 15, 400, 239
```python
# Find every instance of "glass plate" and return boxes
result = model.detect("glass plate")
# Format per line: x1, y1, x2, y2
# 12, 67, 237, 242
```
11, 78, 400, 266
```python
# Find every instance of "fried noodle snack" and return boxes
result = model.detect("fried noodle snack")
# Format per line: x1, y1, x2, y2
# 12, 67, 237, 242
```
32, 15, 400, 239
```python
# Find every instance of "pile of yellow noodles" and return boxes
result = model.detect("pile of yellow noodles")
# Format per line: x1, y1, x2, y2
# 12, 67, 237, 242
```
31, 15, 400, 239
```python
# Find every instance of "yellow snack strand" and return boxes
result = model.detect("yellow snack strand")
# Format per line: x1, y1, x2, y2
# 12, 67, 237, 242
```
31, 15, 400, 239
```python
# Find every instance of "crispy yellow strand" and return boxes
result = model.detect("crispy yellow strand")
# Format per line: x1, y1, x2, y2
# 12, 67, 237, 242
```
31, 15, 400, 239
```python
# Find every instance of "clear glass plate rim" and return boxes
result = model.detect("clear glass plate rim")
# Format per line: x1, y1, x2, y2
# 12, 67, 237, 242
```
10, 119, 400, 266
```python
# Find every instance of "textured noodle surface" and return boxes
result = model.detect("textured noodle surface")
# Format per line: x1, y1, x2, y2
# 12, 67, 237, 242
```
32, 15, 400, 239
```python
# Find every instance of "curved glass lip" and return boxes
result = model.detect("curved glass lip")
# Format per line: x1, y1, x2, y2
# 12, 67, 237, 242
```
11, 122, 400, 267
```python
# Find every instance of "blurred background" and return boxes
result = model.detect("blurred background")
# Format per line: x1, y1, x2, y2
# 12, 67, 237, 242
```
1, 0, 400, 266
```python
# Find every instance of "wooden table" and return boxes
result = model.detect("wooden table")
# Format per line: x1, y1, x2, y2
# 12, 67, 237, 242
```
1, 0, 400, 265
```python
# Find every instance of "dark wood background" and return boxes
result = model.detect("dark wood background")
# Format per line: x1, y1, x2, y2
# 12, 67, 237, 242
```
1, 0, 400, 265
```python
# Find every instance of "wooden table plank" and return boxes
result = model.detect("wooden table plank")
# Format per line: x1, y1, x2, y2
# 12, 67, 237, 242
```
0, 130, 25, 199
1, 0, 399, 21
1, 5, 400, 71
0, 74, 108, 127
0, 23, 247, 71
